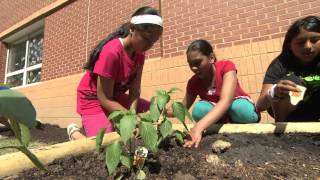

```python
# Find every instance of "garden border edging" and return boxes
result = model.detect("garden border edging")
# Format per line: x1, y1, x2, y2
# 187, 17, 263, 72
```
1, 122, 320, 178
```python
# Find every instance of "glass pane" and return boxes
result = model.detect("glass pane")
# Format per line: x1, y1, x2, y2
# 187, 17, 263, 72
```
27, 68, 41, 84
27, 33, 43, 67
7, 42, 26, 73
6, 73, 23, 87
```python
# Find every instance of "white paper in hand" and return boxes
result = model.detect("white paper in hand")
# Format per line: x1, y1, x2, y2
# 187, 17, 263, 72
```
289, 85, 306, 105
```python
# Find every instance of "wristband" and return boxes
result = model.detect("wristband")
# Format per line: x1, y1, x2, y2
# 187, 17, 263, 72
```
267, 84, 281, 102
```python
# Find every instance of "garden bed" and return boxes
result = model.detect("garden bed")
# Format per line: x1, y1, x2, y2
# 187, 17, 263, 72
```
13, 132, 320, 179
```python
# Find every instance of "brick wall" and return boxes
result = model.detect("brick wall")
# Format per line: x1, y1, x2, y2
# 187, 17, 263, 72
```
16, 37, 283, 126
41, 0, 88, 81
41, 0, 159, 81
87, 0, 160, 59
0, 0, 54, 33
161, 0, 320, 57
1, 0, 320, 80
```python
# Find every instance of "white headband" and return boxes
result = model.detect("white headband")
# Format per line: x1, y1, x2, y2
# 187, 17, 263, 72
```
130, 15, 163, 27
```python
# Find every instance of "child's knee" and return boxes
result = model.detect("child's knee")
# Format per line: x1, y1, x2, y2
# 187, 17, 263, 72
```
192, 101, 214, 121
228, 99, 259, 123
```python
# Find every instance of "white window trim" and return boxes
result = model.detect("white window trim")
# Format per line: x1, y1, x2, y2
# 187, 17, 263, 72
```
4, 29, 43, 87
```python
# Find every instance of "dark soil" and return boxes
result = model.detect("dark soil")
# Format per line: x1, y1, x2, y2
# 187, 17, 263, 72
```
0, 123, 69, 143
12, 132, 320, 179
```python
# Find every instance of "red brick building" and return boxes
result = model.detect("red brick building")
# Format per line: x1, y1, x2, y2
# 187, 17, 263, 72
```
0, 0, 319, 126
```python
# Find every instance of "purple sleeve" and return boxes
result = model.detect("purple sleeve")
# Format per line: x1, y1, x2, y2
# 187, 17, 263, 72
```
93, 49, 119, 80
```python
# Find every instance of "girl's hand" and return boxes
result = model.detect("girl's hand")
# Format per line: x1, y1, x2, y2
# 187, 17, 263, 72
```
274, 80, 301, 99
183, 125, 203, 148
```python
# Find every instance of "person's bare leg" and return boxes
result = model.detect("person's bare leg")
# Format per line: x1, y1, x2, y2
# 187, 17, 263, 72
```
70, 130, 86, 140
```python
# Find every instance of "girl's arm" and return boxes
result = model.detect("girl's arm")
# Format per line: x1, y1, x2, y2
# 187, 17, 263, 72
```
182, 93, 197, 110
184, 70, 237, 148
256, 80, 300, 121
256, 84, 273, 111
128, 66, 144, 111
97, 75, 127, 112
195, 70, 237, 132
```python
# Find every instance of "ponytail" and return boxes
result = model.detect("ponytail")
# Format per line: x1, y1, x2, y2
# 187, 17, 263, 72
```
84, 6, 162, 72
84, 23, 130, 72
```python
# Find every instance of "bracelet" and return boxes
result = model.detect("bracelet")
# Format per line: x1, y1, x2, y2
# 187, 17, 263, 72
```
267, 84, 281, 102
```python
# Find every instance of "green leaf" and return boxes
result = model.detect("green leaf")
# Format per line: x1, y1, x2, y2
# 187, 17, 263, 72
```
172, 102, 186, 123
159, 119, 172, 138
120, 115, 136, 144
106, 141, 121, 175
156, 90, 166, 96
140, 121, 158, 152
185, 107, 195, 123
19, 123, 31, 147
108, 111, 124, 122
18, 146, 47, 171
128, 107, 136, 115
96, 128, 106, 152
136, 169, 146, 180
139, 112, 153, 122
120, 154, 132, 169
0, 89, 37, 128
9, 120, 31, 147
10, 119, 21, 143
156, 137, 163, 147
175, 131, 185, 144
157, 93, 170, 111
168, 87, 181, 94
149, 97, 160, 122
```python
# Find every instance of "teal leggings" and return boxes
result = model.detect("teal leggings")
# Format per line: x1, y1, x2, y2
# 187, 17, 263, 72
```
192, 99, 259, 123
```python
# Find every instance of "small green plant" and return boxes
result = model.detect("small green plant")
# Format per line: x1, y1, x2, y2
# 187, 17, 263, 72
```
299, 75, 320, 101
96, 87, 194, 178
0, 87, 46, 171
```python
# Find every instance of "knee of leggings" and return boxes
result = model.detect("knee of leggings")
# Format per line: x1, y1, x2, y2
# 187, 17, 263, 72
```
192, 101, 214, 122
228, 99, 259, 123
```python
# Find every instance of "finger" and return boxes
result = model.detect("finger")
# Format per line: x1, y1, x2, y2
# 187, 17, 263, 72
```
194, 141, 200, 148
279, 81, 303, 92
184, 140, 194, 148
276, 85, 298, 95
279, 80, 297, 87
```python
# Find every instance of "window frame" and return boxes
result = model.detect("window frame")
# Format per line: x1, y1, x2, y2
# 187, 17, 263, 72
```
4, 29, 43, 87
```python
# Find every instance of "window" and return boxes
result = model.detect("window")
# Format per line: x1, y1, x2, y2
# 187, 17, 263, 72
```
5, 31, 43, 87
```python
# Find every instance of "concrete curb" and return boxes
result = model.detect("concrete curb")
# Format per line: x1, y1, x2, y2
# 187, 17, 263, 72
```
1, 122, 320, 178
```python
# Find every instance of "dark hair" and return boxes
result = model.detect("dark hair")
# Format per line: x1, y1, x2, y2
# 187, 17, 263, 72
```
279, 16, 320, 68
84, 6, 162, 72
186, 39, 216, 59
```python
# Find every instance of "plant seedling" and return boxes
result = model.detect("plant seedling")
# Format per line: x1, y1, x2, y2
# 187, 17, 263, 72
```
96, 87, 194, 178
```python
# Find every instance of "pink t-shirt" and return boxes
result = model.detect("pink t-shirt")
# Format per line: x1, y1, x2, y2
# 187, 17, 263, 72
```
77, 38, 145, 115
187, 60, 250, 103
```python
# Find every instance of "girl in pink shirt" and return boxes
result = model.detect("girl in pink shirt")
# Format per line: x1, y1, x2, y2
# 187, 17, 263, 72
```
68, 6, 163, 140
179, 39, 259, 148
